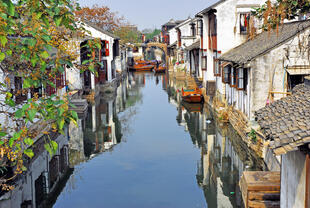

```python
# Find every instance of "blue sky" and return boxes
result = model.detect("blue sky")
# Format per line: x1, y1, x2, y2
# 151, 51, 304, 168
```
78, 0, 218, 30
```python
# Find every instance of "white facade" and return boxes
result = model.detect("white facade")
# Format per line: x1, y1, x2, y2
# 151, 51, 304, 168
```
198, 0, 264, 91
66, 22, 118, 93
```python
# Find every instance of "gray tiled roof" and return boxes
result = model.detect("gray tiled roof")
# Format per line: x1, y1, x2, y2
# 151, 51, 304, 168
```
219, 20, 310, 64
255, 81, 310, 155
185, 40, 200, 51
196, 0, 226, 16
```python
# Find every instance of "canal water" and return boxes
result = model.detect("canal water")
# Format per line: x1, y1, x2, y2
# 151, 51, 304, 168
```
2, 72, 264, 208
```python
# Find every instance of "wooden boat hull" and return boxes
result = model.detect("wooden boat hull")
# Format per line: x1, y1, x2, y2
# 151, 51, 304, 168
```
182, 94, 203, 103
134, 65, 154, 71
181, 88, 204, 103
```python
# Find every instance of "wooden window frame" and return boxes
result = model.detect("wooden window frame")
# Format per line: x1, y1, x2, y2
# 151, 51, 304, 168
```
222, 64, 231, 84
230, 66, 238, 88
202, 56, 207, 71
213, 58, 221, 76
237, 68, 244, 90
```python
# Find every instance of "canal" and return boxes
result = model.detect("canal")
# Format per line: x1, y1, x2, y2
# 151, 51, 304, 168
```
3, 72, 264, 208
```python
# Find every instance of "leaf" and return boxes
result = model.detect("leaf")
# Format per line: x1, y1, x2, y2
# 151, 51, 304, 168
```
0, 132, 7, 137
9, 138, 14, 147
24, 138, 34, 146
0, 13, 7, 20
57, 107, 65, 117
24, 149, 34, 158
5, 98, 15, 107
42, 15, 50, 27
27, 109, 37, 122
0, 36, 8, 47
42, 35, 51, 42
15, 108, 25, 118
50, 141, 58, 153
54, 16, 63, 26
0, 52, 5, 62
7, 0, 15, 16
23, 78, 32, 88
44, 143, 53, 156
71, 111, 78, 120
57, 118, 65, 130
82, 60, 90, 65
40, 51, 49, 59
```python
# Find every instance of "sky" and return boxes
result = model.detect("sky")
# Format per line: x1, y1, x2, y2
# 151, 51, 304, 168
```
78, 0, 218, 30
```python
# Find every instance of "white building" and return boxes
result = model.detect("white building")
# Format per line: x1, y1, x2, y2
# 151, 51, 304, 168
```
66, 21, 120, 97
195, 0, 264, 96
219, 20, 310, 120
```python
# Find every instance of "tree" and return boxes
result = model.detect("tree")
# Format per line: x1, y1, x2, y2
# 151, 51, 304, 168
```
0, 0, 99, 189
145, 29, 161, 41
114, 25, 142, 44
253, 0, 310, 31
75, 4, 124, 31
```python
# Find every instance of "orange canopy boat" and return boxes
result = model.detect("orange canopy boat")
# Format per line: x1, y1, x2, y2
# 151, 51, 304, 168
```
181, 88, 204, 103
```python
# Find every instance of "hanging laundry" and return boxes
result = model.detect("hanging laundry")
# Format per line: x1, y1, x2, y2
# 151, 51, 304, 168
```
240, 14, 245, 27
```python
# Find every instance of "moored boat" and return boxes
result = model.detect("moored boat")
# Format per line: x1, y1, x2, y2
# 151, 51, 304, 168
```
133, 64, 154, 71
181, 88, 204, 103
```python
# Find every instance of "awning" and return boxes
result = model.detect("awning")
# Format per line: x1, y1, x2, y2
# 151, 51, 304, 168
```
286, 66, 310, 75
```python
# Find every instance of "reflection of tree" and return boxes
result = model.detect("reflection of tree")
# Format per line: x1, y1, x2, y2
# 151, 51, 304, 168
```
119, 107, 138, 141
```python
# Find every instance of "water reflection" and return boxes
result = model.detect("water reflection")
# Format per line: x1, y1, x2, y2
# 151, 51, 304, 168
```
0, 72, 264, 208
167, 74, 265, 207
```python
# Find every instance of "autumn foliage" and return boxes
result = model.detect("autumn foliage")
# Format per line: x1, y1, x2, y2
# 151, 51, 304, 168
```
75, 4, 124, 31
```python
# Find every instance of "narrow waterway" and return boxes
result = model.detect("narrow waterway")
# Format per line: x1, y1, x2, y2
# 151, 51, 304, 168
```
53, 72, 263, 208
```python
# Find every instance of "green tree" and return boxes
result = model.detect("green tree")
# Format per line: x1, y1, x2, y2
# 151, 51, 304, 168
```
145, 29, 161, 41
114, 25, 141, 44
0, 0, 99, 189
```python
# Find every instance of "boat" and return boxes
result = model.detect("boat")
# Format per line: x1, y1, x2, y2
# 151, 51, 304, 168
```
154, 64, 167, 73
181, 88, 204, 103
133, 63, 154, 71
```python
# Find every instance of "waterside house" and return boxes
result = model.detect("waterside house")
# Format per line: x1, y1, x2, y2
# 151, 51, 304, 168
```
66, 21, 120, 99
219, 19, 310, 121
194, 0, 264, 97
255, 79, 310, 208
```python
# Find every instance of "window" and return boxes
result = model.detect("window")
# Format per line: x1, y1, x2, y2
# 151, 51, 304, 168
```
237, 68, 243, 90
230, 67, 237, 87
222, 65, 231, 84
214, 59, 221, 76
202, 56, 207, 71
213, 51, 221, 76
190, 22, 196, 37
240, 13, 250, 34
237, 68, 248, 90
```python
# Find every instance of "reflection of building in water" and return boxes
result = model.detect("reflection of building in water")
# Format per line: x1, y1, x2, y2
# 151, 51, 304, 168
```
196, 122, 265, 208
68, 117, 87, 166
83, 98, 121, 158
167, 78, 264, 207
83, 72, 145, 159
0, 130, 72, 208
